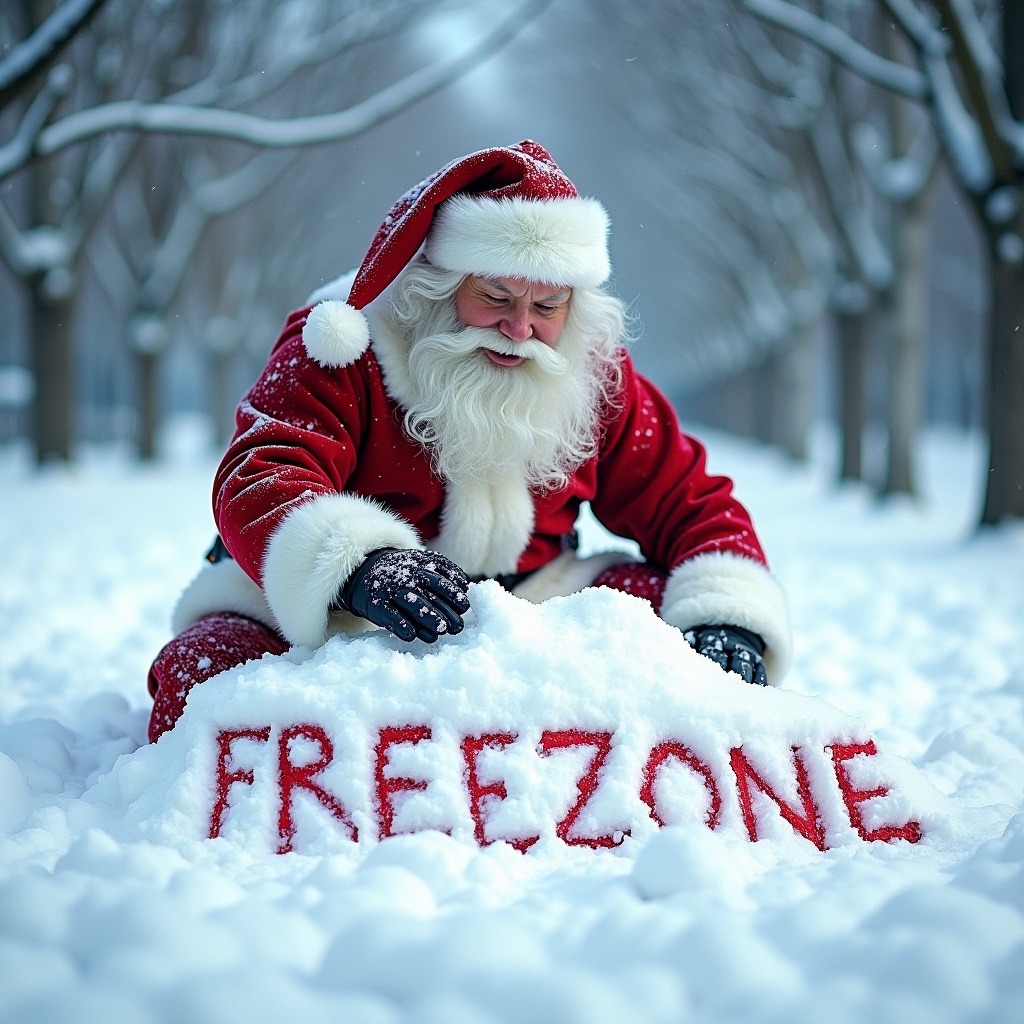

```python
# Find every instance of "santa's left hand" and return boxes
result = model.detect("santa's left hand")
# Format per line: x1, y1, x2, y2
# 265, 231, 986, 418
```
338, 548, 471, 643
683, 624, 768, 686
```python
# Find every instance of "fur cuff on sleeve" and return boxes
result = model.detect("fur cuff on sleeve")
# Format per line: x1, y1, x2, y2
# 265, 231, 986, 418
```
171, 558, 276, 636
660, 552, 792, 684
262, 493, 421, 649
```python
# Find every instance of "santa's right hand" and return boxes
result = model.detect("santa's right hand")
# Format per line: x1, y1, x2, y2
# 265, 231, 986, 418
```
338, 548, 471, 643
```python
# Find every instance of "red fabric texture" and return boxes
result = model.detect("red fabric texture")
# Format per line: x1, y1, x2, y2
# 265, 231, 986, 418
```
348, 140, 578, 310
148, 613, 289, 743
591, 563, 668, 611
214, 336, 767, 595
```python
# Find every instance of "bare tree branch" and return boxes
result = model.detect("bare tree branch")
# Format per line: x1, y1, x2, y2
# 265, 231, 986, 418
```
0, 63, 72, 183
879, 0, 946, 54
140, 151, 295, 311
0, 0, 550, 180
931, 0, 1015, 183
744, 0, 1013, 191
0, 0, 108, 107
211, 2, 432, 110
924, 50, 993, 191
741, 0, 930, 99
851, 117, 939, 201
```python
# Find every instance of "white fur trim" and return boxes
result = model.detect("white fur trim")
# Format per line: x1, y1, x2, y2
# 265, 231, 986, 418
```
660, 552, 792, 684
262, 492, 422, 648
512, 549, 637, 603
171, 558, 277, 635
365, 296, 417, 409
430, 476, 535, 577
425, 196, 610, 287
302, 300, 371, 368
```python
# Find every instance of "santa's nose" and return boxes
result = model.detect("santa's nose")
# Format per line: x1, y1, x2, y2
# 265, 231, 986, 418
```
499, 308, 533, 341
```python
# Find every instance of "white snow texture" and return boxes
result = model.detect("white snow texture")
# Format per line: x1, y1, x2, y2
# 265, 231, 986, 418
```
0, 425, 1021, 1024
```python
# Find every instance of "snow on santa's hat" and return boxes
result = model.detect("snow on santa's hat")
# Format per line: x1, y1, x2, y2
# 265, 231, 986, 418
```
302, 140, 611, 368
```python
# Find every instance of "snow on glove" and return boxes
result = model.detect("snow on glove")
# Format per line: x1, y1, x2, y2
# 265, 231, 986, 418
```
683, 624, 768, 686
338, 548, 471, 643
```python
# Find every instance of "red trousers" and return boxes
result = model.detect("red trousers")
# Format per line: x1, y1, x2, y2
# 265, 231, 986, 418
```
147, 563, 667, 742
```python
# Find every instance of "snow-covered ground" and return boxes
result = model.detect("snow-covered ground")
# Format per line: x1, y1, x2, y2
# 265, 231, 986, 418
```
1, 422, 1021, 1024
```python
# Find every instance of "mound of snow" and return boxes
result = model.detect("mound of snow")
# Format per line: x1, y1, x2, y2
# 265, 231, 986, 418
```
88, 583, 955, 861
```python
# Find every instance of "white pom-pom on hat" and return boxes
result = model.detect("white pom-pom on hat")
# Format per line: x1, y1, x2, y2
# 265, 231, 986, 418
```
301, 300, 371, 368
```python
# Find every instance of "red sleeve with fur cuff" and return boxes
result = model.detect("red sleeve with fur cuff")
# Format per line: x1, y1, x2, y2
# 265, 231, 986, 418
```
592, 357, 790, 680
592, 357, 767, 571
212, 319, 421, 648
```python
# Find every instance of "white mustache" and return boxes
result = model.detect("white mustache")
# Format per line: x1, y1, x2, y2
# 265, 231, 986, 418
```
417, 326, 569, 375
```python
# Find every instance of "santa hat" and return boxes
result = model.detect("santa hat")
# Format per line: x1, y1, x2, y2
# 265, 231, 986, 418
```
302, 140, 611, 368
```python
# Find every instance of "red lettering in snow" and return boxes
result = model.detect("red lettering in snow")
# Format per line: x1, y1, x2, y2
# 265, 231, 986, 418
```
461, 733, 539, 852
830, 740, 923, 843
538, 729, 626, 848
730, 745, 826, 850
374, 725, 432, 840
209, 727, 271, 839
641, 741, 722, 830
277, 723, 357, 854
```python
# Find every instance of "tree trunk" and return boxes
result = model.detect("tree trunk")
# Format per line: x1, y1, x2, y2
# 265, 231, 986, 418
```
980, 226, 1024, 522
23, 0, 76, 463
979, 0, 1024, 522
882, 186, 933, 496
26, 125, 75, 462
715, 366, 759, 440
837, 308, 868, 481
210, 351, 237, 449
1006, 0, 1024, 122
29, 278, 75, 462
768, 325, 816, 460
879, 25, 937, 497
136, 350, 159, 460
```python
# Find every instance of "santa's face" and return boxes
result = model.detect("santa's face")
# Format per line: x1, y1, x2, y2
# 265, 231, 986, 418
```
454, 275, 572, 365
387, 260, 622, 490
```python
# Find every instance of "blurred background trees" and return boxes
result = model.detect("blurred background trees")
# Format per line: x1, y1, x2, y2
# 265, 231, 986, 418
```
0, 0, 543, 457
741, 0, 1022, 520
0, 0, 1019, 524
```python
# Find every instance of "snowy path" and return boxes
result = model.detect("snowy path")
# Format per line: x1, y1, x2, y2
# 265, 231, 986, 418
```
0, 427, 1021, 1024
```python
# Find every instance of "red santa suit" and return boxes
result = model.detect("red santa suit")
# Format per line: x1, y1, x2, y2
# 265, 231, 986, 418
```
149, 140, 790, 741
175, 288, 786, 659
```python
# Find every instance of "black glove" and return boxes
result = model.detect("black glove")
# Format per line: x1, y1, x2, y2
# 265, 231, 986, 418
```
337, 548, 471, 643
683, 624, 768, 686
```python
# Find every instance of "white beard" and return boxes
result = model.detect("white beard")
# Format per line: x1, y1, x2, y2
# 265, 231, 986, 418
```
401, 299, 608, 490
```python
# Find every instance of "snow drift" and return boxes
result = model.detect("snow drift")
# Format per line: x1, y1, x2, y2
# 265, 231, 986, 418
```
2, 429, 1022, 1024
89, 582, 950, 860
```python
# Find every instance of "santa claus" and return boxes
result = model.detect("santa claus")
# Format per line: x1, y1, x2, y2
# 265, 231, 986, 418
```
147, 140, 791, 742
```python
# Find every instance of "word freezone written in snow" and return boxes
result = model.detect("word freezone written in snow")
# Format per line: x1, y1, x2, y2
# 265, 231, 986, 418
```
207, 723, 924, 855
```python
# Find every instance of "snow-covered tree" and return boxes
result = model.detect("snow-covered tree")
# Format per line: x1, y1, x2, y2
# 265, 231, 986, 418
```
0, 0, 547, 461
741, 5, 942, 492
593, 0, 833, 461
743, 0, 1024, 522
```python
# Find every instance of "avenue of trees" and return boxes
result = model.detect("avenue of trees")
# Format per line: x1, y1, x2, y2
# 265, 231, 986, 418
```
598, 0, 1019, 521
0, 0, 1021, 525
0, 0, 546, 458
738, 0, 1023, 523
